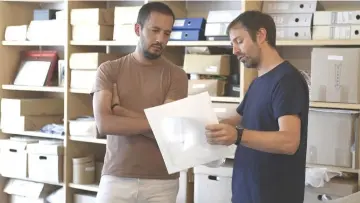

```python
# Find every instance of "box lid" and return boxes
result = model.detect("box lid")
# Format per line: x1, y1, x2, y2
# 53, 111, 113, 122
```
26, 142, 64, 155
4, 179, 57, 198
194, 160, 233, 177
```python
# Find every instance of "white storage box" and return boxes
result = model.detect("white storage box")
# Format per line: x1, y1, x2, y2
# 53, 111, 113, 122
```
27, 141, 64, 183
74, 193, 96, 203
0, 138, 38, 178
69, 118, 98, 138
304, 178, 358, 203
194, 161, 233, 203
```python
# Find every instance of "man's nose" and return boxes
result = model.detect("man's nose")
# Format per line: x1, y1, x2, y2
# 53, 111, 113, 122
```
233, 44, 241, 55
157, 32, 169, 44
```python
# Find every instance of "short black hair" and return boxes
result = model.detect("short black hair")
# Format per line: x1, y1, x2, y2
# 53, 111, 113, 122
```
227, 10, 276, 48
137, 2, 175, 27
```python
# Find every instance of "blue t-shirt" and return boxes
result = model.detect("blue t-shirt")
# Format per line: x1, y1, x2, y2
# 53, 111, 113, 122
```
232, 61, 309, 203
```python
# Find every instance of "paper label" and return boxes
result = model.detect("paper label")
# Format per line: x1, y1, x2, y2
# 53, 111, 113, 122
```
206, 66, 218, 73
232, 87, 241, 92
192, 84, 206, 89
85, 166, 95, 171
327, 55, 343, 61
170, 31, 182, 40
174, 19, 185, 27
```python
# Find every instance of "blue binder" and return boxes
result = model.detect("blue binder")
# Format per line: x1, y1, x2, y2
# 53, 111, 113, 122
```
173, 18, 206, 30
170, 30, 205, 41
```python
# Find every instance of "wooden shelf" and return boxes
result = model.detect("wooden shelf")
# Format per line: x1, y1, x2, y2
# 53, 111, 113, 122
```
2, 41, 64, 46
70, 88, 91, 94
2, 85, 64, 92
306, 164, 359, 174
2, 175, 64, 186
70, 136, 106, 144
2, 130, 64, 140
69, 183, 99, 192
211, 97, 241, 103
310, 102, 360, 110
70, 39, 360, 47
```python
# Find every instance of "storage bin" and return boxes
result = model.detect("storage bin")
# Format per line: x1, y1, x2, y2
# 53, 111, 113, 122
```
193, 161, 233, 203
72, 155, 95, 184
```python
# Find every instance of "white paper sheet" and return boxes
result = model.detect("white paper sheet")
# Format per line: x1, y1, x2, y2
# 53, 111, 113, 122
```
144, 92, 234, 174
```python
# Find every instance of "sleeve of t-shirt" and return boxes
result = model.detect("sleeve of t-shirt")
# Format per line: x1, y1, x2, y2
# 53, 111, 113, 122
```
90, 61, 116, 96
272, 75, 307, 120
236, 93, 247, 116
165, 66, 188, 101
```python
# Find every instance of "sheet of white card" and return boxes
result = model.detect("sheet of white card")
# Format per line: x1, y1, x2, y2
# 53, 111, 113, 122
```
144, 92, 233, 174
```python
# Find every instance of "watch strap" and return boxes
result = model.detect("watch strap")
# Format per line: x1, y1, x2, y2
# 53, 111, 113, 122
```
235, 126, 243, 145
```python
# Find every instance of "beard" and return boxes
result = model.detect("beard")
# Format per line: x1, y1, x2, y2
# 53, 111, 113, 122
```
240, 56, 259, 69
140, 36, 163, 60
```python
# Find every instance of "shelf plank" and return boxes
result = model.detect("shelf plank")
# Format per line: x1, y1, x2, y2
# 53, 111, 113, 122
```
2, 130, 64, 140
306, 164, 359, 174
69, 183, 99, 192
70, 88, 91, 94
2, 85, 64, 92
310, 102, 360, 110
2, 41, 64, 46
70, 136, 106, 144
70, 40, 360, 47
211, 97, 241, 103
2, 175, 64, 186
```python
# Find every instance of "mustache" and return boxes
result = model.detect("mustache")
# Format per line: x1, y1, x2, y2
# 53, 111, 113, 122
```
151, 42, 163, 49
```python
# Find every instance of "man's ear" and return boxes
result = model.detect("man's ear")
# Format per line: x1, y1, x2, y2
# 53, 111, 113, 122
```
135, 23, 141, 37
256, 28, 267, 44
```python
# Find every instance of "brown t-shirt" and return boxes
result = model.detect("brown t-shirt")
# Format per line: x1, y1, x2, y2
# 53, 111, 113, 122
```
91, 53, 188, 180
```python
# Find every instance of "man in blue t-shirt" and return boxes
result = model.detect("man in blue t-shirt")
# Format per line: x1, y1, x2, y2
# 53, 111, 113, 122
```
205, 11, 309, 203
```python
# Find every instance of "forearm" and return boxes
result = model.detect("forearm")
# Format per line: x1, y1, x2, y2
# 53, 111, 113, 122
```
98, 114, 151, 136
241, 130, 299, 155
112, 105, 144, 118
111, 106, 155, 140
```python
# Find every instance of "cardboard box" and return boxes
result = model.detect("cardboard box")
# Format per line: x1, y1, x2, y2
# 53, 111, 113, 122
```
70, 70, 97, 90
311, 48, 360, 103
114, 6, 141, 25
304, 178, 358, 203
183, 54, 230, 76
1, 98, 63, 117
70, 53, 120, 70
71, 8, 114, 25
72, 25, 113, 41
211, 102, 238, 120
113, 24, 138, 42
188, 80, 226, 96
0, 115, 63, 132
0, 138, 38, 178
306, 108, 358, 168
27, 142, 64, 183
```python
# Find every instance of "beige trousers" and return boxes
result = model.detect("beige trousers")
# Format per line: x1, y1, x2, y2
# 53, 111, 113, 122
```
96, 175, 179, 203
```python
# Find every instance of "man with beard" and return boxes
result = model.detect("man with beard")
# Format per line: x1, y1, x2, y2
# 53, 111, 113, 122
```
205, 11, 309, 203
92, 2, 188, 203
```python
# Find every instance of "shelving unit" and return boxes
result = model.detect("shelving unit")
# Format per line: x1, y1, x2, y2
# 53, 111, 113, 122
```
0, 0, 359, 203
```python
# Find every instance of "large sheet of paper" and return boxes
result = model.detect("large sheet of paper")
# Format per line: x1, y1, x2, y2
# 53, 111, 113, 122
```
144, 92, 233, 174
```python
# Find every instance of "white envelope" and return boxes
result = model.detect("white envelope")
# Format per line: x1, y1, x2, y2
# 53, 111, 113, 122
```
144, 92, 233, 174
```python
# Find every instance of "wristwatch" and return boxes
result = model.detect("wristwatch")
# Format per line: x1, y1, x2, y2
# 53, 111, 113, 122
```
235, 126, 244, 145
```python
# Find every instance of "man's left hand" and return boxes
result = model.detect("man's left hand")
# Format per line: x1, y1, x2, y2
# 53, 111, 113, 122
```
205, 123, 237, 146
